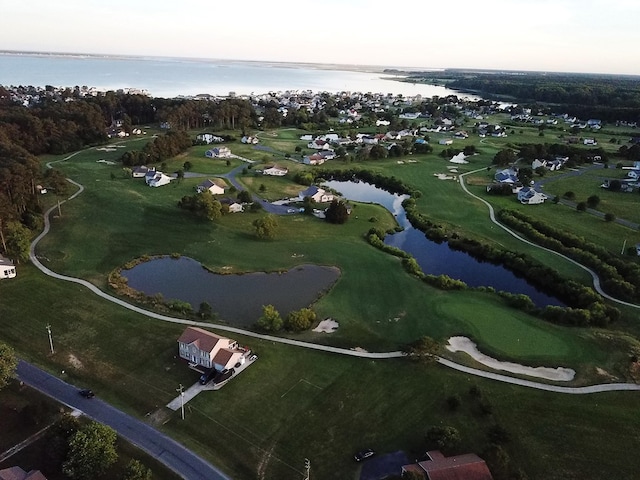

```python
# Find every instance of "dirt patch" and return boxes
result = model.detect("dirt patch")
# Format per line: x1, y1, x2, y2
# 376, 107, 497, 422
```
67, 354, 84, 370
596, 367, 618, 381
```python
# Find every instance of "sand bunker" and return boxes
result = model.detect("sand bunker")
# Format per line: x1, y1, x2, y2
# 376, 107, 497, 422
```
449, 153, 469, 164
445, 336, 575, 381
434, 173, 456, 180
312, 318, 339, 333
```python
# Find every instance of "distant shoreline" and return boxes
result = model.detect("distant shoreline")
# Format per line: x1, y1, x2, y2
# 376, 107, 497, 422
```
0, 49, 423, 76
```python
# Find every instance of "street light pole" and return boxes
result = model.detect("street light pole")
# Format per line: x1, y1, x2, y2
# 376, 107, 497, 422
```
303, 458, 310, 480
177, 384, 185, 420
46, 324, 54, 354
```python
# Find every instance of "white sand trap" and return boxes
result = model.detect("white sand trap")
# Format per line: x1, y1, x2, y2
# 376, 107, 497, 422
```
96, 159, 116, 165
445, 336, 575, 381
434, 173, 456, 180
449, 153, 469, 164
312, 318, 339, 333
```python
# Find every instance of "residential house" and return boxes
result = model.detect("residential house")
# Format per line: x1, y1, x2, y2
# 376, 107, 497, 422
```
303, 153, 326, 165
401, 450, 493, 480
376, 120, 391, 127
628, 170, 640, 180
299, 185, 335, 203
0, 255, 16, 280
531, 159, 547, 170
583, 138, 598, 145
399, 112, 420, 120
438, 138, 453, 145
263, 165, 288, 176
361, 135, 379, 145
299, 134, 313, 141
0, 467, 47, 480
308, 139, 331, 150
196, 133, 224, 144
196, 178, 227, 195
177, 327, 243, 371
518, 186, 547, 205
241, 136, 259, 144
494, 168, 519, 184
205, 146, 231, 158
220, 197, 244, 213
636, 243, 640, 256
146, 172, 172, 187
132, 165, 154, 178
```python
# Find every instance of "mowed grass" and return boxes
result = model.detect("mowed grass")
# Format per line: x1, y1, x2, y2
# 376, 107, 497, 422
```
4, 130, 637, 479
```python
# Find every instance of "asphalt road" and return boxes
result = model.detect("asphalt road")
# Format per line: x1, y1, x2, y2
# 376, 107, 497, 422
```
16, 360, 231, 480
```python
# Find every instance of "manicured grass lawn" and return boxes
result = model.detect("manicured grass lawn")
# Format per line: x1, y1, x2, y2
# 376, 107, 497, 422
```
3, 128, 639, 479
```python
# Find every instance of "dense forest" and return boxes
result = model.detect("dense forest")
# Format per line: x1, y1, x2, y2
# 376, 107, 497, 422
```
404, 71, 640, 122
0, 86, 255, 260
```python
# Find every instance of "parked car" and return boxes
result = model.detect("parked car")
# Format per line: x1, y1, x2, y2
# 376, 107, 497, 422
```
354, 449, 375, 462
78, 389, 95, 399
212, 368, 235, 385
199, 369, 217, 385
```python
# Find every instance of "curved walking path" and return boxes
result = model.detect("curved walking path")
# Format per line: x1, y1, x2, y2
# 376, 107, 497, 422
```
27, 150, 640, 395
459, 168, 640, 310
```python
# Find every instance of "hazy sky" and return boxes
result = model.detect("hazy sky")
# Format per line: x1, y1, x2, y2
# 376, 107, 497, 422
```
3, 0, 639, 74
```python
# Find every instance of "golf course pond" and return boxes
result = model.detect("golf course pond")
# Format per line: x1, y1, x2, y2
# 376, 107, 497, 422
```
323, 180, 563, 307
121, 257, 340, 326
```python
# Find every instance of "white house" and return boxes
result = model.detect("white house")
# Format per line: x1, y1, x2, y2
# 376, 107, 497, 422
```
241, 136, 259, 144
376, 120, 391, 127
263, 165, 288, 176
308, 139, 331, 150
299, 185, 335, 203
583, 138, 598, 145
146, 172, 172, 187
0, 255, 16, 279
299, 134, 313, 141
196, 133, 224, 144
177, 327, 243, 371
205, 147, 231, 158
517, 187, 547, 205
531, 159, 547, 170
197, 178, 227, 195
303, 154, 326, 165
132, 165, 154, 178
221, 197, 244, 213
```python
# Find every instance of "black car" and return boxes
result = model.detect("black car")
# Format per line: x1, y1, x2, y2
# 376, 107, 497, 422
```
78, 389, 95, 398
212, 368, 234, 385
354, 449, 375, 462
199, 369, 217, 385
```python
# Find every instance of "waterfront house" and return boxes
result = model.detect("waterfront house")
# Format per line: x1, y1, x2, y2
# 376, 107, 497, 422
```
197, 178, 227, 195
196, 133, 224, 144
494, 168, 519, 184
303, 153, 326, 166
0, 256, 16, 280
177, 327, 243, 371
299, 185, 335, 203
0, 466, 47, 480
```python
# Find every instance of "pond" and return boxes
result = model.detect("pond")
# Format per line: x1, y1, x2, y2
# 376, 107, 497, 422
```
323, 180, 563, 307
121, 257, 340, 326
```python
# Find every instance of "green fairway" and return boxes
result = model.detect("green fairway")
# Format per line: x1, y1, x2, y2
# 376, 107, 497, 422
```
3, 126, 640, 480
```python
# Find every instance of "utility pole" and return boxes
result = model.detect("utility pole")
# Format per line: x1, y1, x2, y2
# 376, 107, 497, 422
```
177, 384, 185, 420
621, 239, 627, 255
303, 458, 310, 480
46, 324, 54, 354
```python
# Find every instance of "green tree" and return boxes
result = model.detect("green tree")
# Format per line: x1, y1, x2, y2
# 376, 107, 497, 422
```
253, 214, 278, 239
198, 301, 212, 319
237, 190, 252, 203
0, 343, 17, 390
325, 200, 349, 224
122, 459, 152, 480
256, 304, 283, 332
285, 308, 317, 332
183, 161, 193, 171
63, 422, 118, 479
5, 221, 31, 263
576, 201, 587, 212
492, 149, 516, 166
604, 212, 616, 222
425, 425, 461, 453
587, 195, 600, 208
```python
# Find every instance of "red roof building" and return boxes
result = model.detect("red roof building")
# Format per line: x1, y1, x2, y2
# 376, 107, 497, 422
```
401, 450, 493, 480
